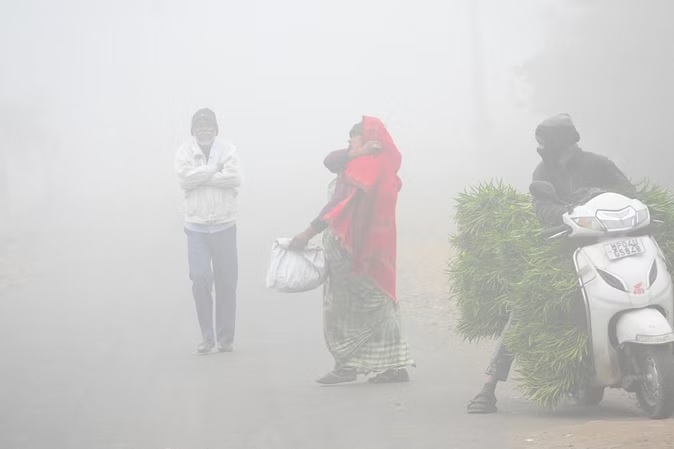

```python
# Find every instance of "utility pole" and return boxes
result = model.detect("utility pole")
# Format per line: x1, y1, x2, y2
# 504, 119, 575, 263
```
468, 0, 491, 139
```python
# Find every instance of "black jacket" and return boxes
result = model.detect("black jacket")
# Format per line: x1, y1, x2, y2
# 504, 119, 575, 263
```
531, 146, 634, 226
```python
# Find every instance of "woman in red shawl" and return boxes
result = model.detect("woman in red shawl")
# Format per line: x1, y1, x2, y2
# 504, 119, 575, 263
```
290, 116, 414, 384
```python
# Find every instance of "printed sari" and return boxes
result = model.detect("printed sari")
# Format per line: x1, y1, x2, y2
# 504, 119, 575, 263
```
318, 116, 413, 373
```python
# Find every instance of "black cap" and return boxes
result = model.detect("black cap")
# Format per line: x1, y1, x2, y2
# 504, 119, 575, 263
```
191, 108, 219, 135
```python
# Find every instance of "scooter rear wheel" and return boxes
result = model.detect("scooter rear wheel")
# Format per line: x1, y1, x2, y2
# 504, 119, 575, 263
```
636, 346, 674, 419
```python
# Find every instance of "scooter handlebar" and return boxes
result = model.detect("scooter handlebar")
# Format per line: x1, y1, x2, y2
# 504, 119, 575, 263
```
540, 224, 572, 240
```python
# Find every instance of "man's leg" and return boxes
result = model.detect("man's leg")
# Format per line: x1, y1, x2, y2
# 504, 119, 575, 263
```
211, 226, 238, 351
185, 229, 215, 352
467, 315, 515, 414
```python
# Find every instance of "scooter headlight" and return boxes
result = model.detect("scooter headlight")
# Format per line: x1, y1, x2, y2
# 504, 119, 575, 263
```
596, 206, 641, 232
572, 217, 605, 231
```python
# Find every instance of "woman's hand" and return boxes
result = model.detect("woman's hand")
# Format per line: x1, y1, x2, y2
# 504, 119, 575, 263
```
364, 141, 383, 155
288, 228, 314, 250
348, 141, 383, 160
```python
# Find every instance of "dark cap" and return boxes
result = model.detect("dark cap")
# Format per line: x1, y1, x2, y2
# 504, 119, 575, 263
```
191, 108, 219, 135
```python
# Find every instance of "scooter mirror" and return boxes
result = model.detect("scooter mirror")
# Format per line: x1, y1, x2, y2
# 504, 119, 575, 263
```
529, 181, 561, 203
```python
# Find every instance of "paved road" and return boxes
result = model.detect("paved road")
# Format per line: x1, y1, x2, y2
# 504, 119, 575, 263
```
0, 209, 656, 449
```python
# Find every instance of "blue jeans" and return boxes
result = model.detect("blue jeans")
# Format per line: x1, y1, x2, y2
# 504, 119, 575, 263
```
185, 226, 238, 345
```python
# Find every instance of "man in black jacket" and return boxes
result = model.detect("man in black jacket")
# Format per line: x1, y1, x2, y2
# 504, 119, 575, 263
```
467, 113, 633, 414
532, 113, 634, 225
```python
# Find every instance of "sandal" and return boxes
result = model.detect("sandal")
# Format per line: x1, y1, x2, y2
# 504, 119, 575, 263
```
467, 391, 498, 414
368, 368, 410, 384
316, 368, 357, 385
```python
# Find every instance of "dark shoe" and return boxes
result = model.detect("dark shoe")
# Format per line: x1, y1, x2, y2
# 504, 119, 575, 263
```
216, 342, 234, 353
196, 340, 214, 355
467, 391, 498, 414
368, 368, 410, 384
316, 368, 357, 385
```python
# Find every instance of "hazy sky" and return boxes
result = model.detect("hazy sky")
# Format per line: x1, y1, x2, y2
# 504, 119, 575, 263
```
0, 0, 561, 237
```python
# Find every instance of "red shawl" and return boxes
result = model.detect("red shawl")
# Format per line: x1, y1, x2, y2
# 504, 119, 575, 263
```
322, 116, 402, 302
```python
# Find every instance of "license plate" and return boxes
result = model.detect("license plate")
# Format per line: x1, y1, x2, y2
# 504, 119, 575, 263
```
604, 238, 645, 260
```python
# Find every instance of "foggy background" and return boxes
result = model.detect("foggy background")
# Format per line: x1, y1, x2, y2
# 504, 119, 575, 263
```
2, 0, 672, 242
1, 1, 673, 448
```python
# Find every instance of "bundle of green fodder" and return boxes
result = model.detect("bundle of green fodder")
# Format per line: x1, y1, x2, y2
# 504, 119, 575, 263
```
449, 180, 674, 408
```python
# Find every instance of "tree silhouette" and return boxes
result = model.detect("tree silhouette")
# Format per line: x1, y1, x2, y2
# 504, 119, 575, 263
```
523, 0, 674, 183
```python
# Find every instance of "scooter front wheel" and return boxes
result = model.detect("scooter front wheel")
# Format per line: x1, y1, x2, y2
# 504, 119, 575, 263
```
636, 346, 674, 419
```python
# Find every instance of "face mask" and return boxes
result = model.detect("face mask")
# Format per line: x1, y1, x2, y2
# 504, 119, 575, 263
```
195, 128, 216, 147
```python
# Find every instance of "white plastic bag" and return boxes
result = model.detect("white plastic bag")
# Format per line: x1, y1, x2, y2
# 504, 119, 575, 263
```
265, 238, 328, 293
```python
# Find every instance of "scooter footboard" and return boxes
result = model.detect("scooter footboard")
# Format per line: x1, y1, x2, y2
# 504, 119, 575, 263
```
616, 308, 674, 345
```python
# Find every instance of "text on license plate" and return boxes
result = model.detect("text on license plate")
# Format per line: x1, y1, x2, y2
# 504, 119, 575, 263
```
604, 238, 645, 260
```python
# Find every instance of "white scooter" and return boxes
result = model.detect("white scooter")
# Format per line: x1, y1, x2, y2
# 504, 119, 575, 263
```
530, 181, 674, 419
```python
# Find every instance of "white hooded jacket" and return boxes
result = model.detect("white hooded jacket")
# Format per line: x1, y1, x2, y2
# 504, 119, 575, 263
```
175, 138, 243, 225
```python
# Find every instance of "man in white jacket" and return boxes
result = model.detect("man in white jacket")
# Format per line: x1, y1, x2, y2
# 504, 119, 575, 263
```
175, 108, 243, 354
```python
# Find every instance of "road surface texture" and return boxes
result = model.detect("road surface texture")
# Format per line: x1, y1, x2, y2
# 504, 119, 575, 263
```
1, 208, 672, 449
